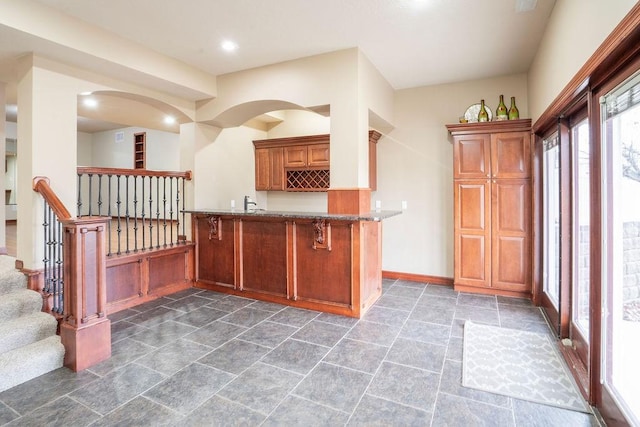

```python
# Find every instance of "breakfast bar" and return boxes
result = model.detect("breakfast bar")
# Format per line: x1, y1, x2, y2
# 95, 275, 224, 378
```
186, 208, 400, 317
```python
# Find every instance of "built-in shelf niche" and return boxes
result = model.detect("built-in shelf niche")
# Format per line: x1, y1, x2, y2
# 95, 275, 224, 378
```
134, 132, 146, 169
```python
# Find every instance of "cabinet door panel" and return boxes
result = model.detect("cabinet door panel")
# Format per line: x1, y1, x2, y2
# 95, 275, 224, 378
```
270, 147, 285, 190
491, 132, 530, 178
196, 218, 235, 287
295, 222, 351, 305
454, 180, 491, 287
242, 220, 287, 296
492, 236, 529, 290
285, 146, 307, 167
492, 179, 530, 291
457, 235, 490, 286
255, 148, 270, 190
308, 143, 330, 167
453, 135, 490, 178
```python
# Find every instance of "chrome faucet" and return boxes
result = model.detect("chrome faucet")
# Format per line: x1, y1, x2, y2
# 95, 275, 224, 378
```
244, 195, 257, 211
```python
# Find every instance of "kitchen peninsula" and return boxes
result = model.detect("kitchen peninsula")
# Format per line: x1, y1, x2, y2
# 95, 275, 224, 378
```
186, 208, 400, 317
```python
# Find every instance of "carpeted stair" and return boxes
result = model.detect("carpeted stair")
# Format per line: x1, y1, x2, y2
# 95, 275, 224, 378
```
0, 255, 64, 392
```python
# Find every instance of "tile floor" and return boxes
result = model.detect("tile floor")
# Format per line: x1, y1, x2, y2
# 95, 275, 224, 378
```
0, 280, 601, 426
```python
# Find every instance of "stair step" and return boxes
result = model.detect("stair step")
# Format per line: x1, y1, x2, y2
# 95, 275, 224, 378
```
0, 335, 65, 393
0, 269, 27, 296
0, 256, 26, 296
0, 312, 58, 355
0, 290, 43, 322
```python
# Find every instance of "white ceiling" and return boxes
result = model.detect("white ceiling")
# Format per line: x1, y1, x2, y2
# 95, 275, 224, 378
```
2, 0, 556, 132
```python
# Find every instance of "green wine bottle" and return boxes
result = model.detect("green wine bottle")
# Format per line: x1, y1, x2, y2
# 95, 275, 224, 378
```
508, 96, 520, 120
478, 99, 489, 122
496, 95, 508, 121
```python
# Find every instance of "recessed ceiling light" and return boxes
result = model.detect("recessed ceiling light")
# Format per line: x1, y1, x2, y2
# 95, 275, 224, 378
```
164, 115, 176, 125
79, 91, 93, 96
83, 98, 98, 108
221, 39, 238, 52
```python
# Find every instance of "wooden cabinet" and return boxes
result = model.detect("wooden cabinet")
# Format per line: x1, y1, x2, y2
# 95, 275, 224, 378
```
284, 143, 330, 168
447, 119, 532, 297
255, 147, 284, 191
254, 134, 331, 192
190, 212, 386, 317
254, 131, 381, 192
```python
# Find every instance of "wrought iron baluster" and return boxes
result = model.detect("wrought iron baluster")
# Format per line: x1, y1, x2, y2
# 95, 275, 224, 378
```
149, 176, 154, 249
50, 207, 57, 311
55, 217, 63, 314
125, 175, 130, 254
156, 177, 160, 249
42, 203, 50, 294
97, 174, 103, 216
116, 175, 122, 255
107, 174, 113, 256
77, 174, 82, 216
162, 176, 167, 247
133, 176, 138, 252
169, 177, 174, 246
88, 173, 93, 216
141, 176, 146, 251
181, 177, 186, 241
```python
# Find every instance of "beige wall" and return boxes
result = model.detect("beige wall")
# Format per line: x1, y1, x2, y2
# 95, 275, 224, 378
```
379, 73, 529, 277
190, 109, 332, 213
528, 0, 637, 121
194, 125, 265, 210
77, 131, 92, 166
89, 127, 180, 171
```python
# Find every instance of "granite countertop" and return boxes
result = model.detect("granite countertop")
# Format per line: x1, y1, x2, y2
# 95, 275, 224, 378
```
183, 208, 402, 222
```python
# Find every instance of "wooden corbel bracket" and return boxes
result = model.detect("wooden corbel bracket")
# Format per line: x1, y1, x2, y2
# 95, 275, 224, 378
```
312, 219, 331, 251
207, 216, 222, 240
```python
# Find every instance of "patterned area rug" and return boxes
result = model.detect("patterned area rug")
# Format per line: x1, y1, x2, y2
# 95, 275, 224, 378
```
462, 321, 589, 412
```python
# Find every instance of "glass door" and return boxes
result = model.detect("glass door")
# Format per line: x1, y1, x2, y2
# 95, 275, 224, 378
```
542, 132, 561, 332
572, 119, 590, 342
568, 116, 591, 391
601, 72, 640, 425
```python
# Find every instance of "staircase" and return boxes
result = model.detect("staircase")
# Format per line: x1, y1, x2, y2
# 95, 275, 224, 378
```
0, 255, 64, 392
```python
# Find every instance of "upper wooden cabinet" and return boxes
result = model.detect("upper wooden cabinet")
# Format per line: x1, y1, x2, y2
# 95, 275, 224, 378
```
450, 121, 530, 179
491, 132, 531, 178
284, 143, 330, 168
453, 134, 491, 179
254, 131, 381, 192
255, 147, 284, 191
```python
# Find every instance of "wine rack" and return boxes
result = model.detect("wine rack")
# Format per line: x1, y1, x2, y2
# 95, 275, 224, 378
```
286, 169, 330, 191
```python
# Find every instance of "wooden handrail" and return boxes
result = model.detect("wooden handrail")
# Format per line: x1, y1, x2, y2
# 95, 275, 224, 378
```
32, 176, 72, 220
77, 167, 192, 180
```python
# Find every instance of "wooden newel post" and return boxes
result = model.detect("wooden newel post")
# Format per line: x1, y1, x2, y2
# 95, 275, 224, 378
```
59, 216, 111, 371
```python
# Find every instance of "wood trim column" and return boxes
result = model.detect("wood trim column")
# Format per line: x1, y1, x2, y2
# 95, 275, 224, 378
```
59, 216, 111, 371
327, 188, 371, 215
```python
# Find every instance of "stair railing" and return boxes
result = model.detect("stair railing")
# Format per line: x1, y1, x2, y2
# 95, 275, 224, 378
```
33, 177, 71, 315
33, 176, 111, 371
76, 167, 193, 256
